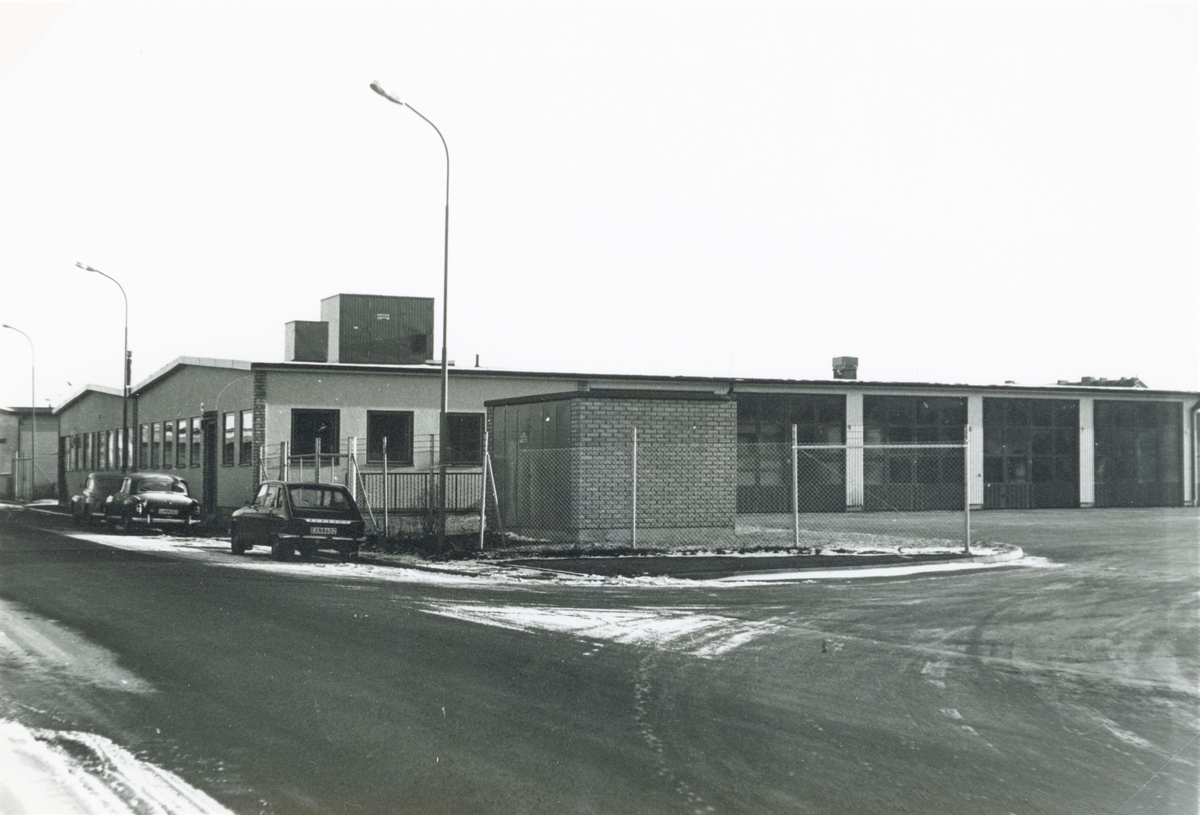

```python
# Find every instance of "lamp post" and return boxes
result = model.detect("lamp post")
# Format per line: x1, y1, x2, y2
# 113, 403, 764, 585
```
370, 80, 451, 545
3, 324, 35, 500
76, 262, 131, 472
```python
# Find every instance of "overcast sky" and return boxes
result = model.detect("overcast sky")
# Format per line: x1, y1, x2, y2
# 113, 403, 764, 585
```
1, 1, 1196, 411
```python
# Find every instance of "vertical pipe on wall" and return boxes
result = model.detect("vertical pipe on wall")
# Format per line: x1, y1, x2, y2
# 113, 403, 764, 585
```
349, 437, 358, 502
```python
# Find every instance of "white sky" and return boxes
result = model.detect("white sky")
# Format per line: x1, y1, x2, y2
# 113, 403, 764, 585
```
1, 1, 1196, 410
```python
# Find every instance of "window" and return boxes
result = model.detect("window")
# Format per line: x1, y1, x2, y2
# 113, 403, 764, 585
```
223, 413, 236, 466
140, 425, 150, 470
367, 411, 414, 464
190, 417, 202, 466
445, 413, 484, 465
151, 423, 162, 468
239, 409, 253, 466
163, 421, 174, 468
176, 419, 188, 468
291, 409, 339, 456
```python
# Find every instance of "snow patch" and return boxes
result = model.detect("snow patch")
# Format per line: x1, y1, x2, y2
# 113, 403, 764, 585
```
0, 719, 234, 815
420, 602, 782, 658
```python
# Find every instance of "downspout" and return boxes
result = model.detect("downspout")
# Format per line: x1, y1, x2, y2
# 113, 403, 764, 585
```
1192, 401, 1200, 507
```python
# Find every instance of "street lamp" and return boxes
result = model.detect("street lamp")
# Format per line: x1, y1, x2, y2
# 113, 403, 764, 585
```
2, 324, 35, 500
76, 262, 131, 472
370, 80, 451, 545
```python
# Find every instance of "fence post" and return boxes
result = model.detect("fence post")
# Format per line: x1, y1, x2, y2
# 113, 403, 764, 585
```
963, 424, 971, 554
315, 437, 322, 483
349, 437, 358, 502
382, 436, 389, 540
479, 428, 488, 551
486, 451, 505, 538
792, 424, 800, 548
631, 427, 638, 550
278, 441, 286, 481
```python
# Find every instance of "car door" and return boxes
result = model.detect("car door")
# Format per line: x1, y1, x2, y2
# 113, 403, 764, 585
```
262, 484, 287, 541
239, 483, 272, 544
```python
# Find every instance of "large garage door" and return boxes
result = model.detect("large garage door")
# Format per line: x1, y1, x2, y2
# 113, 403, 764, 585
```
1094, 401, 1183, 507
983, 398, 1079, 509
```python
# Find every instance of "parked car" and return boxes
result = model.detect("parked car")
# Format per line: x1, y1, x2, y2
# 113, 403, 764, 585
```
103, 473, 202, 533
230, 481, 365, 561
71, 472, 126, 526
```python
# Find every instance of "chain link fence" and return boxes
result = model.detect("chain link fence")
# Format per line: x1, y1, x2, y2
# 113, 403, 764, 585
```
489, 426, 970, 553
257, 437, 486, 538
253, 427, 971, 552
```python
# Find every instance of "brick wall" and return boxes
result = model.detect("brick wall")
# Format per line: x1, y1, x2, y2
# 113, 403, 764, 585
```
571, 396, 736, 538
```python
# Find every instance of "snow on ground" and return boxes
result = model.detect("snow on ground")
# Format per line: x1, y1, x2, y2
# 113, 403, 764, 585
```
43, 517, 1033, 589
0, 718, 235, 815
420, 602, 784, 658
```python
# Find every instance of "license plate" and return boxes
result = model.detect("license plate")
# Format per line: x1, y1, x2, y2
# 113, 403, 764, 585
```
158, 509, 178, 516
310, 527, 337, 536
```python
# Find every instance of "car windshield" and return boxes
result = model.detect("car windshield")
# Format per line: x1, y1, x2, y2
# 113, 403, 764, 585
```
93, 476, 124, 491
288, 486, 351, 511
136, 478, 187, 495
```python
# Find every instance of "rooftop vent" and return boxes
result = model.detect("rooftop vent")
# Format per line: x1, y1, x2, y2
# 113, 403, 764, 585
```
832, 356, 858, 380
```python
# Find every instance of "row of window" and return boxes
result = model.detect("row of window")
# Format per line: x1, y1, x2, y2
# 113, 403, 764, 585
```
65, 409, 487, 473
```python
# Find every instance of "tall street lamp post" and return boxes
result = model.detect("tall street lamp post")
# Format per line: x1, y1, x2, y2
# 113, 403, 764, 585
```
370, 81, 451, 545
76, 262, 131, 473
2, 324, 35, 500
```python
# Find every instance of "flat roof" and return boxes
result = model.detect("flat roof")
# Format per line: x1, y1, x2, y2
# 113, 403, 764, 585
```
250, 361, 1200, 400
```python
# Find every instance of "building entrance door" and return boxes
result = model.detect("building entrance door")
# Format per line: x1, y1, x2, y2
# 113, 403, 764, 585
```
202, 411, 218, 517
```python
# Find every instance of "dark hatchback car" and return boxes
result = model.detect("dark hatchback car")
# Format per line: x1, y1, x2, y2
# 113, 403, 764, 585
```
103, 473, 202, 533
230, 481, 365, 562
71, 472, 126, 526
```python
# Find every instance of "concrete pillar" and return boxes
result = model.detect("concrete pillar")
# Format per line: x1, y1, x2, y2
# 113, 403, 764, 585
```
1078, 396, 1095, 508
845, 390, 863, 511
967, 394, 984, 510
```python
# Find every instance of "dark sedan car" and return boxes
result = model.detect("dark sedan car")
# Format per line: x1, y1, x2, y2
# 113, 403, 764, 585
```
230, 481, 365, 561
71, 472, 126, 526
103, 473, 202, 533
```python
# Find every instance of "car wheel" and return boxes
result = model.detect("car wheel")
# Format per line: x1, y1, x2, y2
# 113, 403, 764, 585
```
270, 536, 292, 562
230, 524, 248, 555
299, 544, 317, 562
338, 546, 357, 563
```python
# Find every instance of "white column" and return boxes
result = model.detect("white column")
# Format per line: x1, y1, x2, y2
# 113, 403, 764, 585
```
967, 395, 984, 509
1079, 396, 1095, 508
845, 390, 863, 511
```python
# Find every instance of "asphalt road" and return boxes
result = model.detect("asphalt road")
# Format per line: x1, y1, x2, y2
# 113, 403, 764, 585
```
1, 507, 1196, 814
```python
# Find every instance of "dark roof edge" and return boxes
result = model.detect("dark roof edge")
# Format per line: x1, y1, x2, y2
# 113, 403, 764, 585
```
485, 389, 731, 408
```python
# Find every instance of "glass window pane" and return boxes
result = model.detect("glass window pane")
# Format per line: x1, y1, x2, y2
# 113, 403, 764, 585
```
163, 422, 174, 468
984, 456, 1004, 482
367, 411, 413, 464
190, 417, 202, 466
888, 457, 913, 483
223, 413, 235, 465
1006, 458, 1028, 482
1031, 401, 1054, 427
239, 410, 253, 466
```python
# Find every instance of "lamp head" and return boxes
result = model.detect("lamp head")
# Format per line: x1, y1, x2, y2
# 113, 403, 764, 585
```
370, 81, 404, 106
76, 261, 99, 273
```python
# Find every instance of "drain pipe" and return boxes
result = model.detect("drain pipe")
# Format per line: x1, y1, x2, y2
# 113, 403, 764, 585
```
1192, 401, 1200, 507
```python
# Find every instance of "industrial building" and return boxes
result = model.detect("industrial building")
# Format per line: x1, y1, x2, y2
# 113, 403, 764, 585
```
42, 294, 1200, 537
